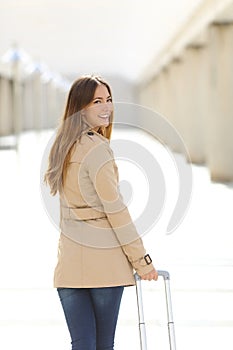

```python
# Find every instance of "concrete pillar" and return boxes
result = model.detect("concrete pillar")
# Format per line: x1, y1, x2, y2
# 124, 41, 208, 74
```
21, 71, 44, 131
155, 66, 181, 149
192, 39, 213, 165
138, 65, 190, 153
32, 71, 44, 131
157, 67, 170, 117
137, 76, 160, 132
12, 59, 23, 147
47, 80, 60, 129
138, 75, 159, 110
149, 72, 172, 146
41, 81, 50, 129
56, 86, 67, 125
161, 60, 184, 152
207, 23, 233, 181
153, 72, 164, 115
166, 58, 187, 154
178, 46, 207, 164
138, 78, 156, 111
0, 76, 13, 136
23, 76, 34, 130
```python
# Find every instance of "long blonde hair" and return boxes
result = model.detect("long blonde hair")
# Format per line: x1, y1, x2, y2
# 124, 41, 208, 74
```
44, 75, 113, 195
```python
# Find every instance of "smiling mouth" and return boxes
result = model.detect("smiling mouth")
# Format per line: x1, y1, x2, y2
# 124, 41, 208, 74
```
98, 114, 110, 119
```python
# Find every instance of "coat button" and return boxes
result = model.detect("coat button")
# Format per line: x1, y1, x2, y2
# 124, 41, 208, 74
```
87, 131, 94, 136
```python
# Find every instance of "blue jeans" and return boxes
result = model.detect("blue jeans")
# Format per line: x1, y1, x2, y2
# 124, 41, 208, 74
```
57, 286, 124, 350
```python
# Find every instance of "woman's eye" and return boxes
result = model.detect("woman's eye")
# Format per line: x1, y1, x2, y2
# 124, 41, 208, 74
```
93, 98, 112, 104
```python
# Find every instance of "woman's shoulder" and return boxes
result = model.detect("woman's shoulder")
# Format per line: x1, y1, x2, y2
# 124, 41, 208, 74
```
70, 130, 112, 163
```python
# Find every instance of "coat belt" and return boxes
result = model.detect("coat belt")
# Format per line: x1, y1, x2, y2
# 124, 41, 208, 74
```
61, 206, 107, 221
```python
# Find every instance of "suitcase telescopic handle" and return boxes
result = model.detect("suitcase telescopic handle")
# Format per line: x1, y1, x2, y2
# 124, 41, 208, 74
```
157, 270, 170, 280
134, 271, 176, 350
135, 270, 170, 281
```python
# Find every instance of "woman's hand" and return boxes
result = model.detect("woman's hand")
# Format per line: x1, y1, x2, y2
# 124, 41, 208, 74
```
140, 268, 158, 281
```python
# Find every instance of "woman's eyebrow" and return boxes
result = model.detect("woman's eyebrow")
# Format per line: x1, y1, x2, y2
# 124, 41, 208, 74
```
93, 95, 111, 100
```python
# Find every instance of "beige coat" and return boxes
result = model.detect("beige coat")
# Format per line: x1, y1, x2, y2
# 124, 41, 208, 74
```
54, 129, 154, 288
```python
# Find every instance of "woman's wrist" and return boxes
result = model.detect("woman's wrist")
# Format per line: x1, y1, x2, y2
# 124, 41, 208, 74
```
132, 254, 155, 276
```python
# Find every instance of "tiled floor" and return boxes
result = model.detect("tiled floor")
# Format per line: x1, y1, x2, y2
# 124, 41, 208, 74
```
0, 128, 232, 350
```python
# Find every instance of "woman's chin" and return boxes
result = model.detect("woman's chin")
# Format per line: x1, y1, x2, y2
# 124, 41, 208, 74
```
100, 121, 109, 127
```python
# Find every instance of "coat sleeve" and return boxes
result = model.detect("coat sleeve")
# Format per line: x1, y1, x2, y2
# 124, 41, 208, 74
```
83, 141, 155, 276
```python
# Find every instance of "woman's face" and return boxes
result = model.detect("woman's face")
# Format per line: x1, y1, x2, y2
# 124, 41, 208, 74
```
83, 84, 113, 130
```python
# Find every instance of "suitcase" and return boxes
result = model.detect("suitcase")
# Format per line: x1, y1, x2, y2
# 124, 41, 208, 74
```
134, 270, 176, 350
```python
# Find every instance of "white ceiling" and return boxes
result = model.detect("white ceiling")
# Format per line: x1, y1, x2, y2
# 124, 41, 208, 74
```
0, 0, 204, 83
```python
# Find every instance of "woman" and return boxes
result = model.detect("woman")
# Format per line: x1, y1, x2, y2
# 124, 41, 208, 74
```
44, 75, 158, 350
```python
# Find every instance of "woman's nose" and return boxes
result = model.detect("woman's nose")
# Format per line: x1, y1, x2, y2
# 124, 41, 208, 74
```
103, 102, 113, 113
